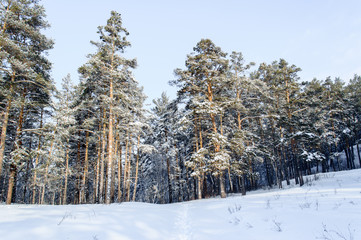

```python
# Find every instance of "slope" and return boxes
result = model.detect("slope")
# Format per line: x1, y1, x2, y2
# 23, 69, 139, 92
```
0, 169, 360, 240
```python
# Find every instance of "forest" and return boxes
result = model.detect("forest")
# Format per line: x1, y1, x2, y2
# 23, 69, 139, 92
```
0, 0, 360, 205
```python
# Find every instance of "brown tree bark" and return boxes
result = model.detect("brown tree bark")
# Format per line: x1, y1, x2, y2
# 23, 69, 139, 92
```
123, 131, 129, 201
94, 122, 102, 203
126, 143, 132, 202
63, 143, 69, 204
132, 135, 140, 202
117, 145, 122, 202
99, 110, 107, 203
0, 74, 15, 179
40, 136, 55, 204
32, 109, 43, 204
6, 87, 26, 204
6, 164, 16, 204
80, 131, 89, 203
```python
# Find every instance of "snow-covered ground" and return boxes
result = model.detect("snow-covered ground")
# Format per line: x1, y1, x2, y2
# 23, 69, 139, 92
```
1, 169, 360, 240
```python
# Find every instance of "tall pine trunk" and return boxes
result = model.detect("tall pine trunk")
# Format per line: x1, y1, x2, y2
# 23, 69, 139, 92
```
0, 97, 11, 178
6, 164, 16, 204
165, 130, 173, 203
110, 134, 118, 202
117, 146, 122, 202
99, 110, 107, 203
196, 118, 203, 200
6, 88, 26, 204
41, 136, 55, 204
63, 145, 69, 204
80, 131, 89, 203
94, 123, 102, 203
106, 110, 114, 204
0, 75, 14, 178
132, 135, 140, 202
123, 131, 129, 201
32, 109, 43, 204
23, 136, 32, 203
126, 143, 132, 202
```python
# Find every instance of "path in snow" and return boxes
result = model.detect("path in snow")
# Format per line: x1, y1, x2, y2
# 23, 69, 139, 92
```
172, 203, 193, 240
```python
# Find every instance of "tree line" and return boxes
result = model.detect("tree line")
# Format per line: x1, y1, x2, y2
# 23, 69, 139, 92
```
0, 0, 360, 205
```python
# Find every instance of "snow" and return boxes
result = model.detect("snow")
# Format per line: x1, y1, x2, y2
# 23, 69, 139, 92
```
1, 169, 361, 240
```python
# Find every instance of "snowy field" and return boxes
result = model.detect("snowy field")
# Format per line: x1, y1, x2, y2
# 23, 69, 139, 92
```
0, 169, 360, 240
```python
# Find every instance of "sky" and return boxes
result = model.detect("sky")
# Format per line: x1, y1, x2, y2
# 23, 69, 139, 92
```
41, 0, 361, 106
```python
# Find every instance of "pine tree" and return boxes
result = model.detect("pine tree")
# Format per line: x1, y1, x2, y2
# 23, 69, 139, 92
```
227, 51, 268, 193
173, 39, 230, 198
77, 11, 143, 204
345, 75, 361, 166
0, 0, 53, 204
256, 59, 304, 186
54, 74, 76, 204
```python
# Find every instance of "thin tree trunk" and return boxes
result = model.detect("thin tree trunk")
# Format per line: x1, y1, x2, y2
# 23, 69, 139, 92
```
219, 173, 226, 198
41, 137, 55, 204
126, 143, 132, 202
165, 130, 173, 203
0, 77, 14, 178
106, 113, 113, 204
123, 130, 129, 201
350, 142, 355, 169
345, 146, 350, 169
105, 38, 116, 205
110, 134, 118, 203
6, 164, 16, 204
23, 136, 32, 203
74, 131, 81, 204
227, 167, 233, 192
51, 192, 55, 205
80, 131, 89, 203
32, 109, 43, 204
63, 144, 69, 204
221, 114, 232, 194
40, 166, 48, 204
117, 146, 122, 202
197, 118, 204, 200
175, 143, 182, 202
357, 142, 361, 168
197, 175, 202, 200
94, 123, 101, 203
132, 135, 140, 202
6, 88, 26, 204
239, 174, 246, 195
99, 110, 107, 203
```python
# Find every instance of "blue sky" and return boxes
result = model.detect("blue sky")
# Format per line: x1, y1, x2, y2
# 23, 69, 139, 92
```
42, 0, 361, 105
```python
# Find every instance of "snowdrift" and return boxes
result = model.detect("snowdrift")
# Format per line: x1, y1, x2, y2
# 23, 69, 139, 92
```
1, 169, 360, 240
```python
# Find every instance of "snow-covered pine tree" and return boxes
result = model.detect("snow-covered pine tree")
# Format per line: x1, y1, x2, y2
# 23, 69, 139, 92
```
345, 75, 361, 166
227, 51, 269, 193
256, 59, 305, 186
0, 0, 54, 204
142, 93, 180, 203
319, 77, 349, 170
299, 79, 328, 173
173, 39, 230, 198
121, 79, 147, 203
53, 74, 77, 204
78, 11, 143, 204
30, 75, 75, 205
76, 60, 104, 204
